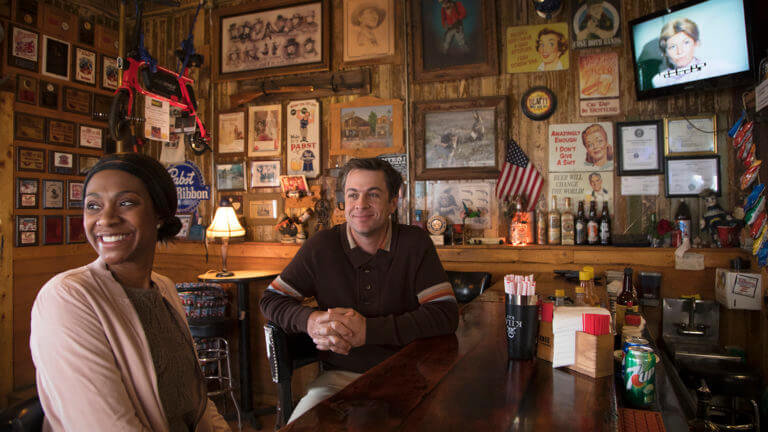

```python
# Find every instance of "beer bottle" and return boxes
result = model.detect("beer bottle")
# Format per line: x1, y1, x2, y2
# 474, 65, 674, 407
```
675, 199, 692, 242
561, 197, 575, 245
548, 196, 561, 245
575, 201, 587, 245
587, 201, 599, 245
615, 267, 639, 334
599, 202, 611, 245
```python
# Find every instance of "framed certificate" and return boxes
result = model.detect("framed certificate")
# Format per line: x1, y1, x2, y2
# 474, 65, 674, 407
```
664, 115, 717, 156
665, 156, 720, 197
616, 120, 663, 176
41, 34, 71, 80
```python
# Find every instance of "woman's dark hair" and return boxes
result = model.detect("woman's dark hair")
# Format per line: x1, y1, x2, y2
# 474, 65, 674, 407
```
340, 157, 402, 201
83, 153, 181, 242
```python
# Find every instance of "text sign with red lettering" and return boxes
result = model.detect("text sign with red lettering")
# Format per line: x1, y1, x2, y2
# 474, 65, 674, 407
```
548, 122, 614, 173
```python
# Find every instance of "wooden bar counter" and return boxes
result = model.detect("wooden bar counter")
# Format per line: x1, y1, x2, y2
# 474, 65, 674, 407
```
281, 291, 618, 431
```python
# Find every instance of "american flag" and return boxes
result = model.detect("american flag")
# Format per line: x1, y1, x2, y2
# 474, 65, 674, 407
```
495, 139, 543, 211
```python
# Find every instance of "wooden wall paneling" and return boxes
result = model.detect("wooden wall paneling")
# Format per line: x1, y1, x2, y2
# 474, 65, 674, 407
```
1, 91, 14, 407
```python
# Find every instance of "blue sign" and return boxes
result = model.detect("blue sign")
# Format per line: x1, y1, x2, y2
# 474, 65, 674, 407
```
167, 161, 210, 213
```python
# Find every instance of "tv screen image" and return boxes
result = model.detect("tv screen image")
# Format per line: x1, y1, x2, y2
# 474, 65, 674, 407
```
630, 0, 752, 99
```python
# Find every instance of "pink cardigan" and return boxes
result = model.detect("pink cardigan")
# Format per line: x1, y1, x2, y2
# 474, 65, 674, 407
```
30, 257, 230, 431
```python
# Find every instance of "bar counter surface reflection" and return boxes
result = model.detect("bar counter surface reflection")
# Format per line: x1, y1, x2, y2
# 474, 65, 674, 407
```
281, 288, 618, 431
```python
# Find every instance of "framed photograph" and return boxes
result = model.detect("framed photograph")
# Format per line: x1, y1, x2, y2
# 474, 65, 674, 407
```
342, 0, 398, 66
411, 97, 507, 180
78, 17, 95, 46
78, 154, 100, 176
43, 215, 64, 245
249, 160, 281, 188
248, 104, 282, 157
62, 87, 91, 115
101, 55, 119, 90
16, 147, 45, 172
8, 26, 38, 71
41, 35, 71, 80
43, 180, 65, 209
16, 216, 38, 247
220, 194, 245, 215
66, 215, 86, 244
279, 174, 308, 196
217, 111, 246, 154
664, 115, 717, 156
176, 214, 192, 239
426, 180, 498, 231
250, 194, 281, 222
286, 99, 320, 177
16, 74, 38, 105
14, 112, 45, 142
92, 94, 112, 121
616, 120, 663, 176
49, 150, 75, 175
40, 80, 60, 110
410, 0, 498, 82
79, 125, 103, 148
665, 156, 720, 197
16, 177, 39, 209
73, 46, 97, 86
213, 0, 330, 81
68, 180, 84, 208
47, 119, 76, 147
215, 162, 246, 191
330, 96, 404, 158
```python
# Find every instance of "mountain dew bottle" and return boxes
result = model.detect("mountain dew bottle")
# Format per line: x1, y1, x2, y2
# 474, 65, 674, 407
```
624, 346, 656, 408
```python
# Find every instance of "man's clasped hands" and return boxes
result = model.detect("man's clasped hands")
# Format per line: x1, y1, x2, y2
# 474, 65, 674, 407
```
306, 308, 367, 355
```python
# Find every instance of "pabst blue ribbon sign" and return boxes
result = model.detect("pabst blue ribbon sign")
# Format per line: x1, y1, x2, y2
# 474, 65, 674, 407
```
168, 161, 210, 213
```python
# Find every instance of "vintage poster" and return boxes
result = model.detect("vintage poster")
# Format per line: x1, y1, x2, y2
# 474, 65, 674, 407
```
547, 171, 614, 214
506, 22, 569, 73
248, 104, 281, 157
571, 0, 621, 49
548, 122, 614, 172
218, 111, 246, 154
144, 97, 170, 142
343, 0, 395, 63
578, 52, 620, 116
426, 180, 496, 230
286, 99, 320, 178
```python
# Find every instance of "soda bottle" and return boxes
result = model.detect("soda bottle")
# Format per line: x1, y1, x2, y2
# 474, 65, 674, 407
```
587, 201, 599, 245
599, 202, 611, 245
575, 201, 587, 245
675, 199, 692, 242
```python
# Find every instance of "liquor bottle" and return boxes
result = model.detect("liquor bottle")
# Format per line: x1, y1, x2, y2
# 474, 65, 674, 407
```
675, 199, 692, 242
599, 202, 611, 245
587, 201, 599, 245
548, 196, 561, 245
561, 197, 575, 245
575, 201, 587, 245
615, 267, 639, 334
536, 200, 547, 245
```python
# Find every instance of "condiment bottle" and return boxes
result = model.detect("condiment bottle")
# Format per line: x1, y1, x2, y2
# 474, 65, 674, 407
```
554, 289, 565, 306
575, 271, 588, 306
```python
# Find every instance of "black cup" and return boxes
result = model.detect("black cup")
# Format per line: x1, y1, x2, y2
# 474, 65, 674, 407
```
505, 296, 539, 360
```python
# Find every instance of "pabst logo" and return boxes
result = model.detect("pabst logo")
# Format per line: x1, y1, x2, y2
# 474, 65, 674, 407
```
167, 161, 210, 213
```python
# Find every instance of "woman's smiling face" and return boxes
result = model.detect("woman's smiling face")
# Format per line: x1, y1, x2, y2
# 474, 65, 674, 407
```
538, 34, 561, 64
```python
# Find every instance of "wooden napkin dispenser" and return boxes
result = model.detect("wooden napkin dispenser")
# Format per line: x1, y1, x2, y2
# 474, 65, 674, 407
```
566, 331, 613, 378
536, 320, 553, 362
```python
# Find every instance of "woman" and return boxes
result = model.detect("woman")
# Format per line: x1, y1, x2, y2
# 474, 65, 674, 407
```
536, 28, 568, 71
581, 123, 613, 169
651, 18, 707, 88
30, 153, 230, 431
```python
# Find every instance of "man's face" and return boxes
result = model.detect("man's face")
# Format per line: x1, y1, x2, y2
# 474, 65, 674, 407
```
538, 34, 560, 64
585, 129, 608, 162
589, 175, 603, 192
344, 169, 397, 238
666, 31, 698, 68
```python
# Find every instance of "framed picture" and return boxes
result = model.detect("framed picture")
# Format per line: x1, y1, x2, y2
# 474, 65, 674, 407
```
15, 0, 38, 27
79, 125, 103, 148
66, 215, 86, 244
43, 179, 65, 209
16, 74, 38, 105
286, 99, 320, 177
330, 96, 404, 158
215, 162, 246, 191
78, 17, 95, 46
43, 215, 64, 245
16, 147, 45, 172
14, 112, 45, 142
68, 180, 84, 208
250, 160, 281, 188
101, 55, 119, 90
16, 216, 38, 247
62, 87, 91, 115
40, 80, 60, 110
342, 0, 398, 66
248, 104, 282, 157
411, 97, 507, 180
279, 174, 308, 196
16, 177, 39, 209
217, 110, 247, 154
220, 194, 244, 215
426, 179, 498, 231
78, 154, 100, 176
92, 94, 112, 121
176, 214, 192, 239
616, 120, 663, 176
95, 25, 119, 55
250, 194, 281, 222
664, 115, 717, 156
73, 46, 97, 86
49, 150, 75, 175
410, 0, 498, 82
213, 0, 330, 81
41, 35, 71, 80
665, 156, 720, 197
8, 26, 38, 71
41, 6, 76, 40
47, 119, 76, 147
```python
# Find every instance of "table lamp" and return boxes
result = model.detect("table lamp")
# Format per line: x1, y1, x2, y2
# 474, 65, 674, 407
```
206, 203, 245, 277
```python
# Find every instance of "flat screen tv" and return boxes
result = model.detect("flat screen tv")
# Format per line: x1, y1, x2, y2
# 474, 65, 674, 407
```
629, 0, 755, 100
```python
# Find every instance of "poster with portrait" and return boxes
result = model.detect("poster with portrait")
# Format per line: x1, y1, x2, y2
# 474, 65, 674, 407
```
426, 180, 495, 230
217, 111, 246, 154
547, 171, 614, 214
578, 52, 620, 116
286, 99, 320, 178
343, 0, 396, 64
571, 0, 621, 49
548, 122, 614, 173
506, 22, 569, 73
248, 104, 281, 156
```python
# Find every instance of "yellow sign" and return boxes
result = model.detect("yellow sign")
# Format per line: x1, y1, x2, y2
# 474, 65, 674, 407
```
506, 23, 569, 74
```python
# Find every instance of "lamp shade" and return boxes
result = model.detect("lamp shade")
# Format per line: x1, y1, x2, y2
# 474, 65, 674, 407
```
206, 206, 246, 238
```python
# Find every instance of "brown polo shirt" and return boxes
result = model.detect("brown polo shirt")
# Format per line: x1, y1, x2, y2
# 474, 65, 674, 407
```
260, 222, 458, 373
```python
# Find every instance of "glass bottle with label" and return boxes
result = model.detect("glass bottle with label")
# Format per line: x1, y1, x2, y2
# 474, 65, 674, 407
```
675, 199, 692, 242
561, 197, 575, 245
548, 196, 561, 245
536, 200, 547, 245
587, 201, 599, 245
575, 201, 587, 245
615, 267, 639, 334
599, 202, 611, 245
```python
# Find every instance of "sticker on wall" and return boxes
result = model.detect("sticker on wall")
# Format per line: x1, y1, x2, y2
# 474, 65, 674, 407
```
167, 161, 211, 214
506, 22, 569, 73
286, 99, 320, 178
521, 86, 557, 121
571, 0, 621, 49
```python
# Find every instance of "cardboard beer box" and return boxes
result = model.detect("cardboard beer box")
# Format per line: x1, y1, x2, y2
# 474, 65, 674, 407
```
715, 268, 762, 310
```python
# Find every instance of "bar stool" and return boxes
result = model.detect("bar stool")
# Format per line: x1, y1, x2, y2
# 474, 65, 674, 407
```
176, 282, 241, 431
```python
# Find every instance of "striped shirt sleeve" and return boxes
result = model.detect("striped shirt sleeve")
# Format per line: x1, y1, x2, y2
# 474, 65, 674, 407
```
265, 275, 305, 300
417, 281, 456, 304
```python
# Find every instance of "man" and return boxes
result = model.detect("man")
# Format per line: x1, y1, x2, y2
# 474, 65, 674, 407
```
260, 158, 458, 423
588, 172, 610, 203
439, 0, 468, 54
